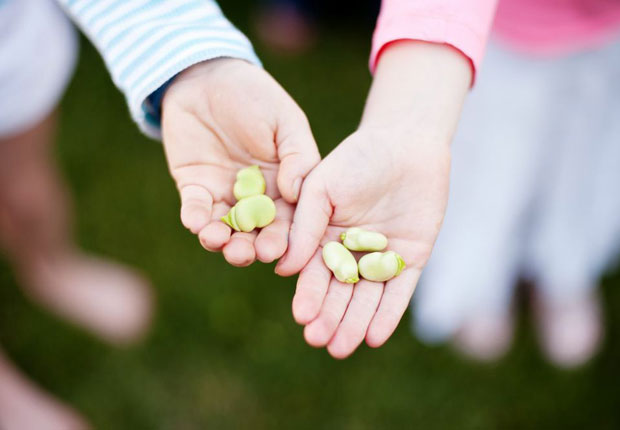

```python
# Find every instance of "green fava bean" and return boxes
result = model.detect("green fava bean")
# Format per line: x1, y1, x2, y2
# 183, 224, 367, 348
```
358, 251, 405, 282
233, 165, 266, 200
322, 241, 359, 284
340, 227, 388, 251
221, 194, 276, 232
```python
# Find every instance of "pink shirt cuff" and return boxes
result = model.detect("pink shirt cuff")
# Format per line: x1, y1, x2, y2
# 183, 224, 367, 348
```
370, 1, 497, 85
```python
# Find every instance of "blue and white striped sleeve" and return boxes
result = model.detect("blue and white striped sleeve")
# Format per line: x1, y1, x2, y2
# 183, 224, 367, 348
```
56, 0, 262, 139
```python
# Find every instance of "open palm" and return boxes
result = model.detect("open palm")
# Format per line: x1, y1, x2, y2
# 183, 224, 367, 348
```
161, 59, 319, 266
276, 127, 451, 358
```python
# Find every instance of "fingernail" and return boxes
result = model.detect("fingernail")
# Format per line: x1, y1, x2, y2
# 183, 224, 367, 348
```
292, 178, 302, 201
274, 259, 286, 275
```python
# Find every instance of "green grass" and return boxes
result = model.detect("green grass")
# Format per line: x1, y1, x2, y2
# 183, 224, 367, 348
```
1, 4, 620, 429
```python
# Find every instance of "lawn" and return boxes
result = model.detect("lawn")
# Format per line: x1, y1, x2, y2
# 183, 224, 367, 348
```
1, 2, 619, 428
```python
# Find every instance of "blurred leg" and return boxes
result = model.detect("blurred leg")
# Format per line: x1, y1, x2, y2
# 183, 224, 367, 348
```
0, 3, 90, 430
0, 113, 71, 263
0, 347, 89, 430
413, 44, 555, 360
0, 0, 152, 344
0, 114, 153, 345
524, 96, 602, 369
0, 1, 148, 428
532, 290, 602, 369
0, 0, 76, 257
523, 42, 620, 367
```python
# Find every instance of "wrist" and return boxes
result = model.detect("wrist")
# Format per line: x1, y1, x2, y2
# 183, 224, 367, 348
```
360, 41, 472, 143
162, 57, 255, 112
176, 57, 250, 80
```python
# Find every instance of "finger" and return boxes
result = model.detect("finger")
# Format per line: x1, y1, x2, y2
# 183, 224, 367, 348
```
327, 280, 382, 359
275, 109, 321, 203
179, 184, 213, 234
291, 250, 331, 324
366, 268, 420, 348
222, 231, 258, 267
303, 278, 354, 347
198, 203, 232, 251
275, 179, 331, 276
255, 199, 293, 263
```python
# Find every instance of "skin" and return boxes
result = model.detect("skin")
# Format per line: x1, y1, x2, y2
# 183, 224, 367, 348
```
0, 113, 152, 344
161, 58, 320, 266
0, 113, 151, 430
276, 41, 472, 359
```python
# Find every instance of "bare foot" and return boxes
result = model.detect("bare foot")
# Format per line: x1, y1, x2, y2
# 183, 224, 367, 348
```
452, 310, 515, 362
533, 289, 603, 369
0, 350, 89, 430
16, 251, 153, 346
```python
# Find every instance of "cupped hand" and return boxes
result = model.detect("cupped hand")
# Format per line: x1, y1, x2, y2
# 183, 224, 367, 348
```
275, 126, 451, 358
161, 58, 320, 266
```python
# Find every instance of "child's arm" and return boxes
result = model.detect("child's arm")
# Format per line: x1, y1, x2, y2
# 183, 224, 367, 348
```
273, 0, 499, 359
161, 58, 319, 265
275, 0, 499, 275
274, 41, 473, 358
371, 0, 498, 82
57, 0, 260, 138
57, 0, 320, 264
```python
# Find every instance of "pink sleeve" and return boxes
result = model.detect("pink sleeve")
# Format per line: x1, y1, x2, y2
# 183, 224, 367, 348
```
370, 0, 498, 80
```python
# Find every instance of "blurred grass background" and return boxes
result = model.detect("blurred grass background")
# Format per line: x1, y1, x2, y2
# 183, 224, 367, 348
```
1, 1, 620, 428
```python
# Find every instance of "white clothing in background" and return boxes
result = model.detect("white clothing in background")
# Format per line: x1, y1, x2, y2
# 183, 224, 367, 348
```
414, 39, 620, 342
0, 0, 77, 136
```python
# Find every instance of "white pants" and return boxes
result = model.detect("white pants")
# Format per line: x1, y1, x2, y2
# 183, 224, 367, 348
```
414, 39, 620, 342
0, 0, 77, 136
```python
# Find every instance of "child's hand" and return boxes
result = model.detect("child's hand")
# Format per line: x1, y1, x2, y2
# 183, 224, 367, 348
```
276, 127, 451, 358
276, 41, 472, 358
161, 58, 319, 266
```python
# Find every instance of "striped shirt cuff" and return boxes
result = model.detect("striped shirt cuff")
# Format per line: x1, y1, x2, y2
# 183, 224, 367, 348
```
57, 0, 262, 139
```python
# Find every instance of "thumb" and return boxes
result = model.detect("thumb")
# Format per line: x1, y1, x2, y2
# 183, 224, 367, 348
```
275, 177, 331, 276
178, 184, 213, 234
275, 109, 321, 203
